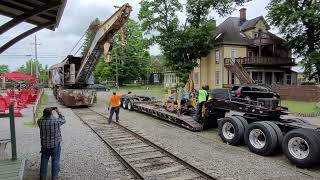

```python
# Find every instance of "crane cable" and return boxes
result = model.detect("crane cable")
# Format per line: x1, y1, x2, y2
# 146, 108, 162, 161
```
67, 29, 87, 56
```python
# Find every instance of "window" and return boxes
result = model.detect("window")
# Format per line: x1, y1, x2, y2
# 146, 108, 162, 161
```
248, 51, 254, 57
215, 71, 220, 85
231, 48, 237, 63
231, 73, 235, 85
252, 72, 263, 83
286, 74, 292, 85
241, 86, 251, 92
215, 50, 220, 64
194, 72, 200, 85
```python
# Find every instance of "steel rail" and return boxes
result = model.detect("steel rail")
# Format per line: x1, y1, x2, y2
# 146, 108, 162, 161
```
74, 111, 145, 180
86, 108, 217, 180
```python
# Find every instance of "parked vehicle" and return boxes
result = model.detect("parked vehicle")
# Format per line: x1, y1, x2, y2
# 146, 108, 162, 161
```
92, 84, 110, 91
230, 84, 280, 101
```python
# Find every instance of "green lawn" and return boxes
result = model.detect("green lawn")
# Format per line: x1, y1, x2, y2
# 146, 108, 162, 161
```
24, 92, 48, 128
110, 84, 166, 97
281, 100, 319, 113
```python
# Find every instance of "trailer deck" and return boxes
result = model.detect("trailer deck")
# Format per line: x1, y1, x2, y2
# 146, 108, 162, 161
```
134, 102, 203, 131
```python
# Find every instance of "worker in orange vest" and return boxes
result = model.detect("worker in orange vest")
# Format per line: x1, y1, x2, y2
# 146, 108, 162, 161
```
108, 92, 122, 124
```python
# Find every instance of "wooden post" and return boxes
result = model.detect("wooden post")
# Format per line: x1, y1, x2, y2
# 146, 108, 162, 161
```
9, 105, 17, 161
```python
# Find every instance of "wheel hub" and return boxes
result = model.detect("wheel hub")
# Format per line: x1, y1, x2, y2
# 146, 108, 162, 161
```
222, 122, 235, 140
249, 129, 266, 149
288, 137, 309, 160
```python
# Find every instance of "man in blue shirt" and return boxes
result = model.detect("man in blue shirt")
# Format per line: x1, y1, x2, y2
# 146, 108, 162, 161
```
38, 107, 66, 180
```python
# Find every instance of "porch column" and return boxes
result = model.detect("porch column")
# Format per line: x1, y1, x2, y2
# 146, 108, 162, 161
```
262, 72, 265, 84
272, 72, 275, 84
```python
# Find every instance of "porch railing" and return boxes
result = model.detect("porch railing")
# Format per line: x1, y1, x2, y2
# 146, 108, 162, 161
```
224, 57, 295, 66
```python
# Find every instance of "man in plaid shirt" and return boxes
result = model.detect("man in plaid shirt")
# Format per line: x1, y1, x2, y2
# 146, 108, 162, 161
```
38, 107, 66, 180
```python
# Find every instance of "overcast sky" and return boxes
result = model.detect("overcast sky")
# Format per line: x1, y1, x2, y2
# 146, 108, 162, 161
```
0, 0, 271, 70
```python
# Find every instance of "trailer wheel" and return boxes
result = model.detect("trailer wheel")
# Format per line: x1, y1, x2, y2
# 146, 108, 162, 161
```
233, 116, 248, 131
282, 128, 320, 168
127, 100, 134, 111
245, 122, 278, 155
263, 121, 283, 149
218, 117, 245, 145
121, 99, 128, 109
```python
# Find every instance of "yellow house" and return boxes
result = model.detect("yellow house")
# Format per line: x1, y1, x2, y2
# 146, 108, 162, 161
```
193, 8, 297, 90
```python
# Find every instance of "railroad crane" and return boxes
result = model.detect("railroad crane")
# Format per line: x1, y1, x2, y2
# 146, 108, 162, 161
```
49, 4, 132, 106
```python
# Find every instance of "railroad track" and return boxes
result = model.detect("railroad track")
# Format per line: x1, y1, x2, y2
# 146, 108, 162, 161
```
73, 108, 216, 180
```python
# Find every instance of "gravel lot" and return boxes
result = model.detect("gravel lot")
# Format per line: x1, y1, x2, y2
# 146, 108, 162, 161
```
0, 90, 132, 180
95, 91, 320, 179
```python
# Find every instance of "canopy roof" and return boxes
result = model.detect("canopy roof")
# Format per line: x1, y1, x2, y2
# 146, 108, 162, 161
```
0, 0, 67, 53
0, 71, 35, 81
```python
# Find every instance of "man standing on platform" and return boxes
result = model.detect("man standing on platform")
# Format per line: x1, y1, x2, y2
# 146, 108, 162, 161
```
195, 87, 208, 121
108, 92, 122, 124
38, 107, 65, 180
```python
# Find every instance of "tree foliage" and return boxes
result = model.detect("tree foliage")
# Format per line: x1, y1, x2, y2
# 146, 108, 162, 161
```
94, 19, 151, 85
17, 59, 48, 83
0, 64, 9, 74
81, 18, 100, 56
267, 0, 320, 81
139, 0, 251, 82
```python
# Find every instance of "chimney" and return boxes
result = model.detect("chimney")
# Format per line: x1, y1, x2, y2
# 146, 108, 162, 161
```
239, 8, 247, 24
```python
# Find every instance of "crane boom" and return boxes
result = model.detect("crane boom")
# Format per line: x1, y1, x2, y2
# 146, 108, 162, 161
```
75, 3, 132, 84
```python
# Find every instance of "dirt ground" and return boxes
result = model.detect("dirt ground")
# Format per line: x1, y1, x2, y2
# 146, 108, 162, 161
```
96, 91, 320, 179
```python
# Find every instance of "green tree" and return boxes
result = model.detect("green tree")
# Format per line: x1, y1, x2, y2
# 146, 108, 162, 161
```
267, 0, 320, 81
17, 59, 49, 83
94, 19, 151, 85
81, 18, 100, 56
139, 0, 251, 82
0, 64, 9, 74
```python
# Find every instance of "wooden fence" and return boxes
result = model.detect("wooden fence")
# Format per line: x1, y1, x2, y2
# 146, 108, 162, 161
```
32, 89, 44, 123
271, 85, 320, 102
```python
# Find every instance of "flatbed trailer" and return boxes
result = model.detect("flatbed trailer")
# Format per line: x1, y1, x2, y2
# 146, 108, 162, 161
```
121, 95, 204, 131
121, 89, 320, 168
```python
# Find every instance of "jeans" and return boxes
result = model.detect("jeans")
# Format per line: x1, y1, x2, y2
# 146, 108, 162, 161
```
108, 106, 120, 123
40, 144, 61, 178
194, 102, 204, 121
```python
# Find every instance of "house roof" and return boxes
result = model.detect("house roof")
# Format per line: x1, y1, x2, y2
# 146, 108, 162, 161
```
214, 16, 280, 46
240, 16, 270, 31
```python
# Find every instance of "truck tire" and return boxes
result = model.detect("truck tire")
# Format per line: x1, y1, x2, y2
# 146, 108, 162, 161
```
122, 99, 127, 109
282, 128, 320, 168
245, 122, 278, 155
233, 116, 248, 131
218, 117, 245, 145
263, 121, 283, 149
127, 100, 134, 111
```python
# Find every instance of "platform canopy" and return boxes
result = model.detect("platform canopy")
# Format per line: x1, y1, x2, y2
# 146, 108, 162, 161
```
0, 0, 67, 53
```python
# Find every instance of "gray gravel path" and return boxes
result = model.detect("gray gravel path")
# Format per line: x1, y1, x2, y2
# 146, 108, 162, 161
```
95, 91, 320, 180
0, 90, 133, 180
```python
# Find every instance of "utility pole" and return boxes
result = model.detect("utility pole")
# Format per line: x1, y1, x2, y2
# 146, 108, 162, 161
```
31, 35, 41, 80
30, 59, 32, 76
34, 35, 38, 80
115, 50, 119, 90
113, 5, 120, 90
